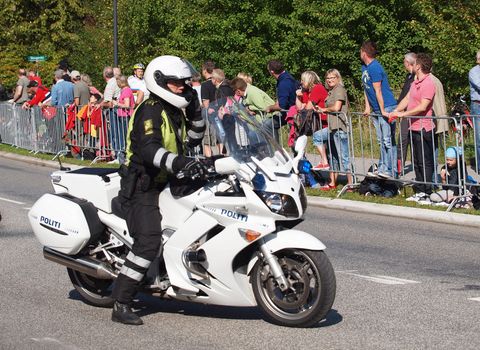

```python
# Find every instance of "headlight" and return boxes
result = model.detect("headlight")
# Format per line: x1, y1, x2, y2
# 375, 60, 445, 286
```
255, 191, 299, 217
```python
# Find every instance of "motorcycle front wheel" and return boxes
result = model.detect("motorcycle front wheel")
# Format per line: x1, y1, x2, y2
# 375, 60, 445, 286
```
251, 249, 336, 327
67, 268, 114, 308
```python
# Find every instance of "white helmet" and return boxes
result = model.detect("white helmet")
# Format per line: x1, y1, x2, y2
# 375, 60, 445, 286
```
144, 55, 196, 108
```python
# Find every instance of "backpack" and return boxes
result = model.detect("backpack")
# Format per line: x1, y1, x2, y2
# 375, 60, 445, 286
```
294, 109, 319, 137
359, 176, 400, 198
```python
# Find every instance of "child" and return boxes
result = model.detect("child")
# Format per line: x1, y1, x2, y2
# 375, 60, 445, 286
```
429, 147, 466, 205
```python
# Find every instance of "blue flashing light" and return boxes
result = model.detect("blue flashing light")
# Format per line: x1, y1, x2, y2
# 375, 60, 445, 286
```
252, 173, 266, 190
298, 159, 312, 174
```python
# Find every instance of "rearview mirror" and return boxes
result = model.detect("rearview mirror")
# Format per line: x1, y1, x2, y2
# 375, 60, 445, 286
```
214, 157, 240, 175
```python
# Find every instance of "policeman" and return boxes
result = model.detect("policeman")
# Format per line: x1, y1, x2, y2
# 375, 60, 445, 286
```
111, 55, 206, 325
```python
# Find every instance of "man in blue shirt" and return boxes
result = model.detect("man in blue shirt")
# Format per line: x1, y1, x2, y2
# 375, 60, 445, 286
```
361, 41, 398, 178
469, 50, 480, 172
50, 69, 74, 107
265, 59, 298, 143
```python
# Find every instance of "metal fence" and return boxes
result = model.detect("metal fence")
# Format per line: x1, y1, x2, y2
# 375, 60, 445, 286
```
1, 101, 479, 210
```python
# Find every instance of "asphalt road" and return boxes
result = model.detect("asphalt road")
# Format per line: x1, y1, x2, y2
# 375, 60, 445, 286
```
1, 157, 480, 349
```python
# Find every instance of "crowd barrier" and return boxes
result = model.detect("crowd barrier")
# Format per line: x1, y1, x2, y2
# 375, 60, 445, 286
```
1, 101, 479, 211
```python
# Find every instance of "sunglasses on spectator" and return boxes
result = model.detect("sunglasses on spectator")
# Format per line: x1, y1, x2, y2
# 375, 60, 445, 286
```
326, 76, 338, 80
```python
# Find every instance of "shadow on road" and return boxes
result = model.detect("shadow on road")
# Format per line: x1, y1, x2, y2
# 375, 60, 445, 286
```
69, 289, 343, 327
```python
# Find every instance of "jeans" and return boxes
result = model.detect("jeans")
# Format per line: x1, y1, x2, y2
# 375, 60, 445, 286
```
471, 102, 480, 172
332, 130, 350, 172
371, 105, 397, 176
312, 127, 329, 146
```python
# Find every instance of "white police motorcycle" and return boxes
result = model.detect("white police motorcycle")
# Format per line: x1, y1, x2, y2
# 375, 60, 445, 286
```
28, 99, 336, 327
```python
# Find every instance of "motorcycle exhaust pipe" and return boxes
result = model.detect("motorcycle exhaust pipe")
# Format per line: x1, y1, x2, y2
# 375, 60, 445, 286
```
43, 247, 118, 280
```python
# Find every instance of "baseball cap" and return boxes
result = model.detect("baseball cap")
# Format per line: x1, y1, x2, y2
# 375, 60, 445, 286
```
70, 70, 81, 79
445, 146, 462, 159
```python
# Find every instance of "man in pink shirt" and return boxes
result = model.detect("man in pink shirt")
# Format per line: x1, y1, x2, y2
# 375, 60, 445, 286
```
388, 53, 436, 202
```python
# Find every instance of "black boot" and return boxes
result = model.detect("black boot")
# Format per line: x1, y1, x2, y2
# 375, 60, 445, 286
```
111, 301, 143, 325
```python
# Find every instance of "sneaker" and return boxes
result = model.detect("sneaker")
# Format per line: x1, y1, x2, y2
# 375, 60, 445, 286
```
312, 163, 330, 170
406, 192, 426, 202
311, 183, 321, 189
433, 201, 449, 207
417, 196, 432, 205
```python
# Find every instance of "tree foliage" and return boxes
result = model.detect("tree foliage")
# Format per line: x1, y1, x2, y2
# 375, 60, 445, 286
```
0, 0, 478, 105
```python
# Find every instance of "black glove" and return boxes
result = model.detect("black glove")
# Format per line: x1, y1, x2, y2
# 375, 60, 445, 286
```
181, 159, 209, 180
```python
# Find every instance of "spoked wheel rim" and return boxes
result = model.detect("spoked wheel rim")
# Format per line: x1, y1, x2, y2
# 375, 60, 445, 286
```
256, 250, 322, 321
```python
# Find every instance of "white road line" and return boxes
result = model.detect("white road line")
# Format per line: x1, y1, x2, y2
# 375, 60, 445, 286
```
0, 196, 25, 205
344, 272, 421, 285
23, 207, 31, 210
468, 297, 480, 302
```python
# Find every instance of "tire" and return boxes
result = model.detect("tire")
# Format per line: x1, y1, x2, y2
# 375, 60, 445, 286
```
251, 249, 336, 327
67, 268, 114, 308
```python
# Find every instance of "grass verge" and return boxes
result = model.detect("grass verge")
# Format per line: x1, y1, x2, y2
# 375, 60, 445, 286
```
306, 183, 480, 216
0, 143, 117, 168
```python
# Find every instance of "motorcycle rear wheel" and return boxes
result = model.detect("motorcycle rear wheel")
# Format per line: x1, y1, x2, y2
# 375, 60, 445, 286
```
252, 249, 336, 327
67, 268, 114, 308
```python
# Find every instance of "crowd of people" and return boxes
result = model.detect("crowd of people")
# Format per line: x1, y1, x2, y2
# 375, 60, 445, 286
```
2, 42, 480, 207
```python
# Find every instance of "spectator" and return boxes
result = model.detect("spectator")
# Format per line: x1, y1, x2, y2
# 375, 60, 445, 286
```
230, 77, 275, 117
102, 66, 121, 161
265, 59, 298, 142
315, 69, 353, 190
237, 72, 253, 84
389, 53, 436, 203
209, 69, 234, 154
200, 60, 218, 157
360, 40, 398, 178
396, 52, 416, 173
81, 74, 102, 97
49, 69, 74, 107
128, 63, 149, 105
469, 50, 480, 170
289, 70, 328, 168
430, 73, 448, 182
430, 147, 467, 205
102, 66, 121, 108
191, 71, 202, 104
71, 70, 90, 107
211, 68, 234, 100
21, 80, 50, 109
27, 70, 42, 86
10, 69, 30, 104
112, 75, 134, 157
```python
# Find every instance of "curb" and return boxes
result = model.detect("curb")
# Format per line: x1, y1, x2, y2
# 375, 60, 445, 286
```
307, 196, 480, 228
0, 151, 80, 170
1, 150, 478, 228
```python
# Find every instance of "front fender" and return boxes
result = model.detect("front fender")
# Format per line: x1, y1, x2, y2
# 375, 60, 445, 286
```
247, 229, 326, 275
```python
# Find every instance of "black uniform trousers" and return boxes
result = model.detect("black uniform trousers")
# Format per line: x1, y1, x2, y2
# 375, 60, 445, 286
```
111, 187, 163, 304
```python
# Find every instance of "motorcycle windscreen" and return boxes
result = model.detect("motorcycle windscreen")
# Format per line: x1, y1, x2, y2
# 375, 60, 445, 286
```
204, 97, 290, 165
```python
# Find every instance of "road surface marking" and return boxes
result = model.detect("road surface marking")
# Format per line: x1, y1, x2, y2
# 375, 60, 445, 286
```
344, 272, 420, 285
0, 196, 25, 205
468, 297, 480, 302
23, 207, 31, 210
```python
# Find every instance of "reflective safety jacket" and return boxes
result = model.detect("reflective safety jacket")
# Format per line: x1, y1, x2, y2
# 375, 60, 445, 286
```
125, 95, 203, 184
